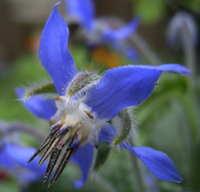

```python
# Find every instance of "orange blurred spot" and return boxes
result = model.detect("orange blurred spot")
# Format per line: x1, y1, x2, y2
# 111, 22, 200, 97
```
24, 33, 40, 52
91, 47, 122, 68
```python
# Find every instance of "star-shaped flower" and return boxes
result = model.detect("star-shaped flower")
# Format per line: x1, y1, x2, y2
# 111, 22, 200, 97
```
16, 3, 191, 188
65, 0, 140, 62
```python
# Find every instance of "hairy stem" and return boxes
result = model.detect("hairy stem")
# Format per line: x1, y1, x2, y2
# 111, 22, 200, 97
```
0, 122, 46, 141
129, 139, 149, 192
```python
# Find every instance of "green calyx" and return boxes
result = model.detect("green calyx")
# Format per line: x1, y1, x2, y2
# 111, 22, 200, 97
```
23, 82, 57, 100
93, 141, 111, 172
112, 108, 132, 145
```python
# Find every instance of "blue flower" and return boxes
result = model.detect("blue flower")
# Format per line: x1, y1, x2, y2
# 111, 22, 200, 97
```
166, 11, 198, 49
17, 3, 191, 188
0, 142, 46, 183
65, 0, 140, 62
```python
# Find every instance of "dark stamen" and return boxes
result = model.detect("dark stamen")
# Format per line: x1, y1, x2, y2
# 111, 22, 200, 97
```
27, 126, 60, 163
48, 136, 79, 187
38, 128, 69, 166
56, 126, 72, 137
50, 123, 62, 132
43, 147, 62, 185
84, 110, 94, 119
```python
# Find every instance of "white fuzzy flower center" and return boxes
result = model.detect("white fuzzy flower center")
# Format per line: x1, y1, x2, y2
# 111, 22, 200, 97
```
49, 95, 103, 148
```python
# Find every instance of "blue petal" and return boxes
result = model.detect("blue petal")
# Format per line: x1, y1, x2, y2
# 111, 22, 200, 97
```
17, 171, 39, 183
97, 124, 183, 182
124, 46, 139, 62
85, 64, 191, 120
16, 88, 57, 120
70, 143, 94, 188
65, 0, 95, 31
99, 123, 118, 143
4, 142, 46, 175
0, 148, 17, 168
39, 2, 78, 95
0, 145, 41, 183
107, 40, 139, 62
121, 145, 183, 183
102, 16, 140, 41
1, 142, 46, 182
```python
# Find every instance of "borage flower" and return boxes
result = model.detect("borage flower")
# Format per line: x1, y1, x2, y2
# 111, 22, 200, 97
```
65, 0, 140, 62
0, 142, 46, 184
17, 3, 190, 188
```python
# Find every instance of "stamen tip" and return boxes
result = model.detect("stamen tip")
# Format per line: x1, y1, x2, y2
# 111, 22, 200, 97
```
48, 181, 53, 188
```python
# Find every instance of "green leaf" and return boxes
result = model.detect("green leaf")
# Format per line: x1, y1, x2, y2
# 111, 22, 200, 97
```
93, 142, 111, 171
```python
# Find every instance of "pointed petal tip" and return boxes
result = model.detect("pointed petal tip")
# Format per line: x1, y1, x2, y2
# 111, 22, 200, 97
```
39, 1, 77, 95
73, 180, 84, 188
55, 1, 61, 5
122, 146, 183, 183
52, 1, 64, 14
174, 65, 191, 76
177, 177, 184, 183
134, 15, 141, 22
50, 2, 62, 21
130, 15, 141, 28
167, 172, 183, 183
160, 64, 191, 76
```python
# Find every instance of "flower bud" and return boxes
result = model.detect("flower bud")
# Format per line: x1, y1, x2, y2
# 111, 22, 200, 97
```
67, 72, 101, 97
166, 11, 198, 49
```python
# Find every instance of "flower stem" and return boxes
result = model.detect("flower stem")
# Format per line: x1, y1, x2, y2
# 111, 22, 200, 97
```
92, 175, 118, 192
0, 121, 46, 141
129, 139, 149, 192
130, 32, 161, 66
181, 21, 197, 87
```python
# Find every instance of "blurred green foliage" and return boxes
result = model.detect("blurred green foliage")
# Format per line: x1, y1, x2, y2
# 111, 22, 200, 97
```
134, 0, 165, 24
132, 0, 200, 24
0, 55, 45, 123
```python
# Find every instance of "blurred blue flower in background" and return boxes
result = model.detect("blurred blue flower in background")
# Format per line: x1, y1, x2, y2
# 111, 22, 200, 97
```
0, 142, 46, 184
166, 11, 197, 83
16, 3, 191, 188
166, 11, 198, 49
65, 0, 140, 62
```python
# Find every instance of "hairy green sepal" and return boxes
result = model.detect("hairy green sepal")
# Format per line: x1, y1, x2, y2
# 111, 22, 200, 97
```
24, 82, 57, 99
112, 108, 132, 145
68, 72, 101, 97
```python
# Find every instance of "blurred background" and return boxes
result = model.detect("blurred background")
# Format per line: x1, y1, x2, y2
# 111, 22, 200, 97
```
0, 0, 200, 192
